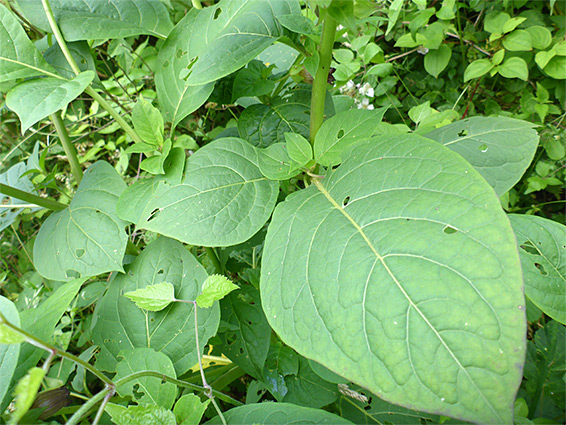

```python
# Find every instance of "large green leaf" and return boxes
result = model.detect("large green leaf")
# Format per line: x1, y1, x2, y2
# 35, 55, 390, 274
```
183, 0, 299, 86
283, 357, 339, 408
425, 116, 539, 196
0, 296, 20, 410
117, 138, 279, 247
17, 0, 173, 40
7, 71, 94, 133
115, 348, 177, 409
91, 237, 219, 375
261, 134, 526, 424
0, 160, 39, 232
33, 161, 128, 281
0, 3, 56, 82
509, 214, 565, 324
206, 402, 354, 424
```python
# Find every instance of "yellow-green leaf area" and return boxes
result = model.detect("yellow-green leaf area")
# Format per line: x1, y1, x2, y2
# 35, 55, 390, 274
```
196, 275, 239, 308
124, 281, 175, 312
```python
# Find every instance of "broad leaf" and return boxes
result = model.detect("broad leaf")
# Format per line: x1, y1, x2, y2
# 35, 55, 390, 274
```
509, 214, 565, 324
91, 237, 219, 375
105, 403, 176, 425
261, 134, 526, 424
218, 285, 271, 380
0, 3, 56, 82
206, 402, 354, 424
33, 161, 128, 281
173, 394, 210, 425
124, 282, 176, 312
183, 0, 299, 86
463, 58, 493, 82
196, 275, 239, 308
7, 71, 94, 134
285, 133, 313, 164
424, 44, 452, 78
0, 297, 21, 409
17, 0, 173, 40
283, 357, 339, 408
10, 367, 45, 425
258, 143, 302, 180
131, 99, 164, 147
117, 138, 279, 247
425, 117, 539, 196
44, 41, 98, 82
314, 108, 387, 166
498, 57, 529, 81
0, 160, 40, 233
115, 348, 177, 409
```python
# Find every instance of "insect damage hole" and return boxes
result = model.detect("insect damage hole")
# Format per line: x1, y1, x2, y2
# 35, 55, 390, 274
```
75, 248, 85, 258
337, 129, 345, 138
443, 225, 457, 234
147, 208, 162, 222
342, 196, 351, 206
214, 7, 222, 19
457, 129, 468, 137
534, 262, 548, 276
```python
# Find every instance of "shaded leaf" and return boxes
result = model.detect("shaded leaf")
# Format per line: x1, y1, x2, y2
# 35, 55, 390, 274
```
173, 394, 210, 425
0, 297, 21, 409
283, 357, 339, 408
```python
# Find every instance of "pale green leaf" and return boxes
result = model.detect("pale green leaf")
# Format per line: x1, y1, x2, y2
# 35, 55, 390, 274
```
285, 132, 313, 164
115, 348, 177, 409
543, 56, 566, 79
424, 44, 452, 78
314, 108, 387, 166
206, 402, 354, 424
196, 274, 239, 308
9, 367, 46, 425
17, 0, 173, 40
502, 17, 526, 34
258, 143, 301, 180
386, 0, 404, 36
131, 98, 164, 146
106, 403, 176, 425
497, 57, 529, 80
117, 138, 279, 247
0, 3, 56, 82
526, 26, 552, 50
124, 282, 175, 312
425, 116, 539, 196
174, 394, 210, 425
91, 237, 219, 375
535, 50, 555, 69
0, 160, 40, 233
33, 161, 128, 281
509, 215, 566, 325
7, 71, 94, 134
0, 297, 21, 408
484, 11, 510, 34
502, 30, 532, 51
261, 134, 526, 424
463, 59, 493, 82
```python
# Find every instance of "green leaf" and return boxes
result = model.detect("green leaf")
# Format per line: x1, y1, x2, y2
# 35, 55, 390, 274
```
526, 26, 552, 50
173, 394, 210, 425
276, 14, 316, 35
124, 282, 176, 312
386, 0, 404, 36
117, 138, 279, 247
206, 402, 354, 424
502, 17, 527, 34
544, 137, 565, 160
7, 71, 94, 134
258, 143, 301, 180
105, 403, 176, 425
131, 98, 164, 147
0, 3, 56, 82
261, 134, 526, 424
218, 285, 271, 379
436, 0, 455, 20
327, 0, 356, 32
0, 297, 21, 408
33, 161, 128, 281
17, 0, 173, 40
463, 58, 493, 82
543, 56, 566, 79
115, 348, 177, 409
308, 360, 348, 384
283, 357, 338, 408
0, 160, 39, 233
44, 41, 98, 82
10, 367, 46, 425
509, 215, 566, 325
425, 117, 539, 196
183, 0, 299, 86
503, 30, 532, 51
91, 237, 219, 375
424, 44, 452, 78
314, 108, 387, 166
285, 132, 313, 164
484, 11, 510, 35
232, 61, 276, 102
196, 275, 239, 308
497, 57, 529, 80
154, 10, 214, 128
535, 50, 556, 69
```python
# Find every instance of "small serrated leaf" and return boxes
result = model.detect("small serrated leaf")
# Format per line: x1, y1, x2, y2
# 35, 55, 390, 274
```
124, 282, 176, 312
196, 275, 239, 308
10, 367, 46, 425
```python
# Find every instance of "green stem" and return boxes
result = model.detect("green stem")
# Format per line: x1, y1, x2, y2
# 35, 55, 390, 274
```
114, 371, 242, 406
309, 11, 337, 145
51, 112, 83, 185
0, 184, 67, 211
65, 387, 111, 425
41, 0, 144, 145
205, 247, 223, 274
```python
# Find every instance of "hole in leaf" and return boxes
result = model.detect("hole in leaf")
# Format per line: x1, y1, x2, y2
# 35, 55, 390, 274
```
478, 144, 488, 152
247, 321, 252, 325
364, 396, 373, 410
132, 384, 145, 399
443, 226, 457, 234
163, 60, 170, 68
95, 209, 101, 214
534, 263, 548, 276
337, 129, 345, 138
75, 249, 85, 258
520, 241, 539, 255
147, 208, 161, 222
65, 270, 81, 279
239, 347, 245, 355
176, 49, 186, 59
157, 269, 164, 275
342, 196, 350, 206
214, 7, 222, 19
225, 332, 237, 345
457, 129, 468, 137
257, 389, 263, 396
331, 165, 340, 170
150, 318, 155, 322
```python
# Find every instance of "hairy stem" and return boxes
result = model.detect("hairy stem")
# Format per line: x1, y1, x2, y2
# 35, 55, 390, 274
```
51, 112, 83, 185
0, 184, 67, 211
309, 10, 337, 145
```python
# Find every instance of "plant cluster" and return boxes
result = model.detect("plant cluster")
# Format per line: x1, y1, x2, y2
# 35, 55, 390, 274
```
0, 0, 564, 424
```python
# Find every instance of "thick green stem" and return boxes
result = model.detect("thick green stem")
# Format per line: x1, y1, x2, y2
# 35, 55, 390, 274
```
0, 184, 67, 211
51, 112, 83, 185
65, 387, 111, 425
309, 11, 337, 145
41, 0, 144, 145
205, 247, 223, 274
